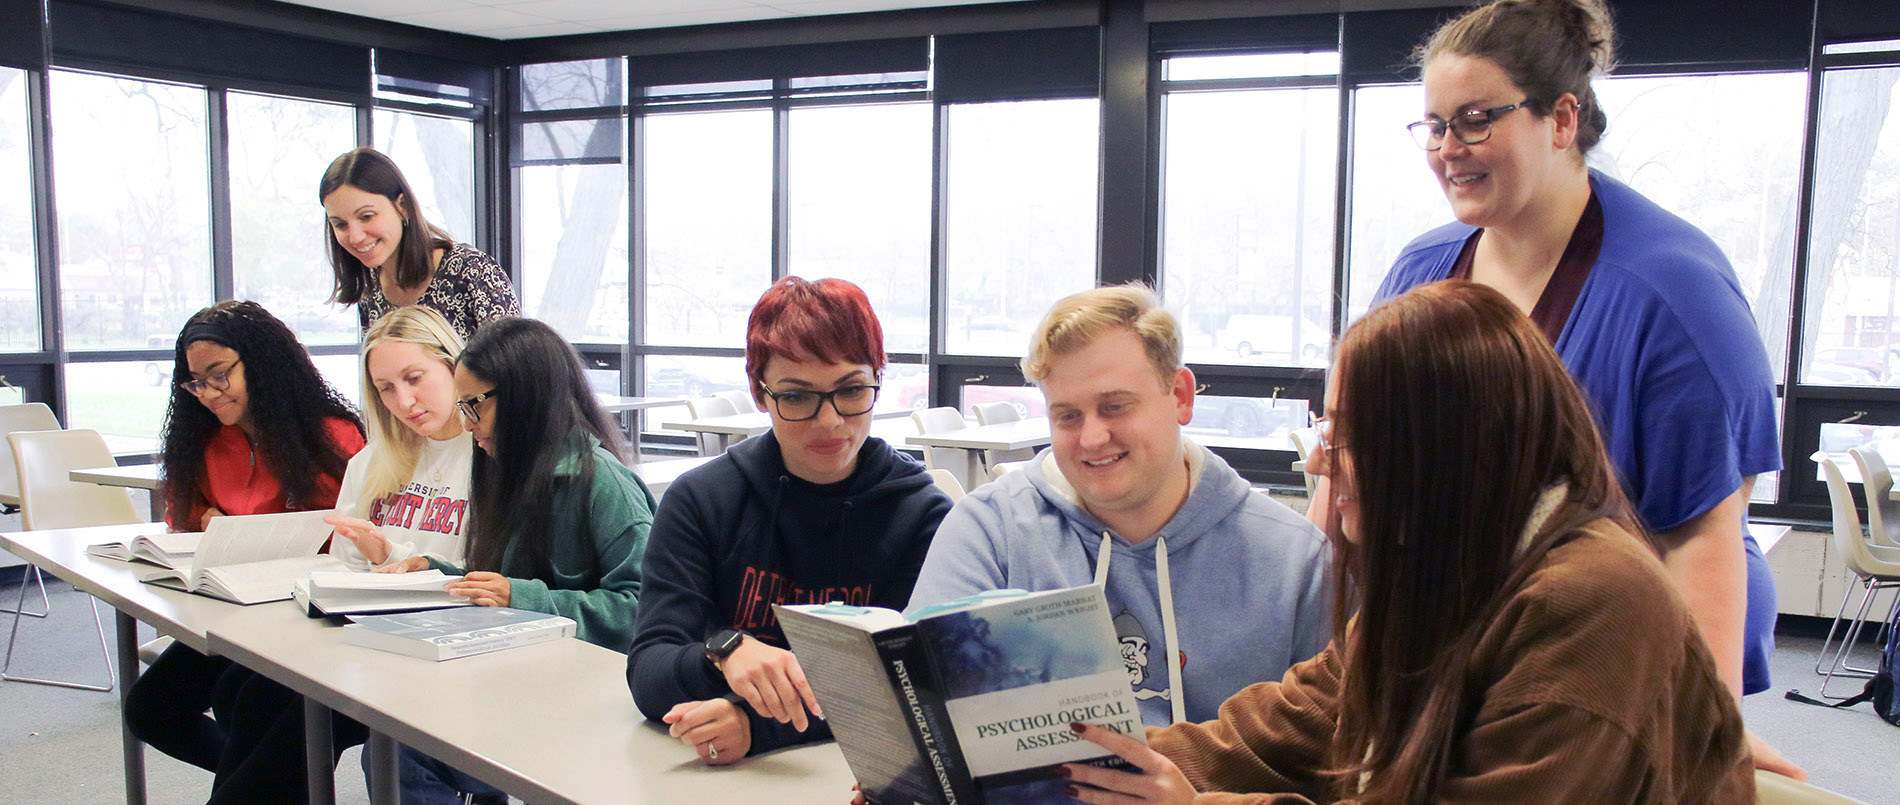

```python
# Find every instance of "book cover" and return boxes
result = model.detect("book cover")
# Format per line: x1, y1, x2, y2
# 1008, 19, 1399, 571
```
779, 585, 1141, 805
342, 606, 575, 661
301, 570, 470, 616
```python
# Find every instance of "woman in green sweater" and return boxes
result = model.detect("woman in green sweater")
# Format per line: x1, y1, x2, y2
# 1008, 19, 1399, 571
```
383, 315, 653, 804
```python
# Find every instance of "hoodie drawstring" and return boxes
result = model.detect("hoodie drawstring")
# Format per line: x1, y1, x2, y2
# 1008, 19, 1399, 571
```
1095, 531, 1187, 724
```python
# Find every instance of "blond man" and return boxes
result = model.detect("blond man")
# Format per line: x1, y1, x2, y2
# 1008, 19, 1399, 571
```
907, 284, 1331, 727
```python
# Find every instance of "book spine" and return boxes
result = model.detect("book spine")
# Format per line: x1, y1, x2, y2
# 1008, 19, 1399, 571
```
872, 628, 979, 805
433, 620, 576, 660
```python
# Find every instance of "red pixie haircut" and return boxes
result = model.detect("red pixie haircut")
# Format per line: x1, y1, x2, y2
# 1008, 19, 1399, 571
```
745, 277, 887, 403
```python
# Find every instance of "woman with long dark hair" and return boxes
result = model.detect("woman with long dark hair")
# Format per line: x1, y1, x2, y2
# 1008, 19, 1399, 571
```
380, 316, 653, 804
319, 147, 517, 338
1060, 282, 1752, 802
126, 300, 365, 784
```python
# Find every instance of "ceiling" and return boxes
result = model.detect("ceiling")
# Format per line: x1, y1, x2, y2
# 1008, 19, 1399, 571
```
272, 0, 1031, 40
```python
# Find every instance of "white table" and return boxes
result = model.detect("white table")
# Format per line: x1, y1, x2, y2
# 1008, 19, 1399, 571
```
631, 455, 716, 497
906, 418, 1053, 491
595, 394, 687, 414
206, 611, 855, 804
0, 522, 278, 805
71, 464, 165, 522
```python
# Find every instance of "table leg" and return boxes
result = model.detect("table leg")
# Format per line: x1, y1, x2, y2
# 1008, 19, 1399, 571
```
304, 696, 336, 805
114, 612, 146, 805
367, 730, 400, 804
964, 450, 985, 493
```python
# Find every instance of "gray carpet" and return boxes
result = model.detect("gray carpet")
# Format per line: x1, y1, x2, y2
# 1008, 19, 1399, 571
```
3, 496, 1897, 803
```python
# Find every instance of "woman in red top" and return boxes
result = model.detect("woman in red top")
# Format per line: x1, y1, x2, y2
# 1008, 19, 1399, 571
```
125, 300, 365, 782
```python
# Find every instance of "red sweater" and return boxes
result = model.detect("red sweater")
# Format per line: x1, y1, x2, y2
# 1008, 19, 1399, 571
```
170, 417, 365, 531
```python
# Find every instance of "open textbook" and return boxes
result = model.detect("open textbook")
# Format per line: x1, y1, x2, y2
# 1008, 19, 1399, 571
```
86, 531, 200, 567
293, 570, 471, 617
777, 584, 1141, 805
135, 510, 343, 604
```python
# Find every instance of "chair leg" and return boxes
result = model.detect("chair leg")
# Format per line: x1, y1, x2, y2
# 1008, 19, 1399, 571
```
1, 578, 116, 692
0, 565, 50, 618
1815, 581, 1858, 675
1820, 579, 1885, 699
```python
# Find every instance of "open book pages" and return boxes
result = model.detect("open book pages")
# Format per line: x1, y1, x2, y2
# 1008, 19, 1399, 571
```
86, 531, 200, 568
295, 570, 472, 617
135, 510, 339, 604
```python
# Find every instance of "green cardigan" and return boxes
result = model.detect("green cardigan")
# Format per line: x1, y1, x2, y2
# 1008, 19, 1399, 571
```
435, 439, 654, 650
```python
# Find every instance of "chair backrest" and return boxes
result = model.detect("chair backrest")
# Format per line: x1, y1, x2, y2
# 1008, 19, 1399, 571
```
989, 458, 1036, 483
1851, 446, 1900, 549
926, 469, 965, 503
10, 429, 143, 530
1287, 426, 1321, 498
717, 389, 758, 414
0, 403, 63, 506
1754, 768, 1866, 805
910, 407, 970, 473
972, 402, 1022, 427
686, 396, 739, 420
1822, 456, 1900, 580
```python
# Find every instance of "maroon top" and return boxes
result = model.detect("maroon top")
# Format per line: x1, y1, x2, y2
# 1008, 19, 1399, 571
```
1451, 191, 1605, 344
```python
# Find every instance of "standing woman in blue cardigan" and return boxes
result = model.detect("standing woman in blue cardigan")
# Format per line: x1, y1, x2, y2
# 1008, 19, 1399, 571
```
1366, 0, 1798, 777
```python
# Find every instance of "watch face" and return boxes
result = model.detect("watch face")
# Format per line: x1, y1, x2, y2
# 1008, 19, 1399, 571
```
707, 630, 743, 657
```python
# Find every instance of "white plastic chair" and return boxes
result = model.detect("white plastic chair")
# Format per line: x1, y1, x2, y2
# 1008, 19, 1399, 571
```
717, 389, 758, 414
5, 428, 143, 691
989, 458, 1036, 483
683, 396, 740, 456
972, 402, 1036, 466
925, 469, 965, 503
1755, 768, 1867, 804
1850, 446, 1900, 549
0, 403, 62, 618
1288, 426, 1321, 500
911, 407, 975, 489
0, 402, 61, 513
1816, 454, 1900, 698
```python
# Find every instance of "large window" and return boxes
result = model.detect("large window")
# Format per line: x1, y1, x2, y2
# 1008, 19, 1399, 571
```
374, 109, 476, 244
1160, 53, 1338, 369
0, 66, 36, 352
229, 91, 359, 345
642, 109, 772, 348
520, 163, 629, 343
943, 99, 1099, 356
51, 71, 212, 351
1801, 64, 1900, 388
787, 102, 932, 354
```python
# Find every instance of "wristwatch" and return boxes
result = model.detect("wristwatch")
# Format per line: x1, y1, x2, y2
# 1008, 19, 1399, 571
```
704, 629, 746, 672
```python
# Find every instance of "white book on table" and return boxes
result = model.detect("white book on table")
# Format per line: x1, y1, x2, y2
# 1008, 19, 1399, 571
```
86, 531, 200, 568
293, 570, 472, 617
342, 607, 576, 661
136, 510, 344, 605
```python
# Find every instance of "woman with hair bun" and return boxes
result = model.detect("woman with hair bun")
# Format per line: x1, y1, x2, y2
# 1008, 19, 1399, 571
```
1364, 0, 1797, 775
319, 147, 517, 338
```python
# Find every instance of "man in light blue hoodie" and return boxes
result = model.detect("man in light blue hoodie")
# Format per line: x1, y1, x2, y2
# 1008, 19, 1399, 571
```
907, 283, 1333, 727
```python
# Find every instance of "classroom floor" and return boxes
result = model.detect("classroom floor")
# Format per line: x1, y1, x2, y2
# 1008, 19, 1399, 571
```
2, 498, 1895, 804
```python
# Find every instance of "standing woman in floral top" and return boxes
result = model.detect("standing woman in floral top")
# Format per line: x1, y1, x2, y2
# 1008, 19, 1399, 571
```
319, 147, 517, 339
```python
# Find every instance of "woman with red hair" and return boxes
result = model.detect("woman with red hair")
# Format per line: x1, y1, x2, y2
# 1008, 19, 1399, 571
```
627, 277, 953, 764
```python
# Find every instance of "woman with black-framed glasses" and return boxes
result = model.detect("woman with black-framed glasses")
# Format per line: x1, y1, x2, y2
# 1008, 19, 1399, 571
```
628, 277, 952, 767
1369, 0, 1796, 780
127, 300, 366, 796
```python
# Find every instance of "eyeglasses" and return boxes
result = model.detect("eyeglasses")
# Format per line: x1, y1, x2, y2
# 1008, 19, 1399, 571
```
1310, 412, 1344, 455
757, 382, 881, 422
1406, 100, 1533, 150
455, 389, 500, 424
179, 361, 242, 397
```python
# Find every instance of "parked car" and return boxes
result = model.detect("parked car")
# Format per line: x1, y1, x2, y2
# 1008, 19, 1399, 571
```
1816, 347, 1887, 382
143, 335, 175, 387
1215, 314, 1328, 363
1187, 396, 1304, 440
648, 367, 745, 400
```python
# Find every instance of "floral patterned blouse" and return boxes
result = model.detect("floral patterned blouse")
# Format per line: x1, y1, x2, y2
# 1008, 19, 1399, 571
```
355, 242, 519, 339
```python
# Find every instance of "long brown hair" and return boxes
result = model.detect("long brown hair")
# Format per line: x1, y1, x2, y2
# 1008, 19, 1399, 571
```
1325, 281, 1639, 801
318, 147, 453, 304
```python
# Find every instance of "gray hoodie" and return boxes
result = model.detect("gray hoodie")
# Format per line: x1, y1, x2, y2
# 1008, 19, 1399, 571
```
906, 438, 1333, 726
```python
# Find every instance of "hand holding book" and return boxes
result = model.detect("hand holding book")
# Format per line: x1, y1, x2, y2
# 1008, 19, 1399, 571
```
445, 571, 511, 607
1061, 722, 1196, 805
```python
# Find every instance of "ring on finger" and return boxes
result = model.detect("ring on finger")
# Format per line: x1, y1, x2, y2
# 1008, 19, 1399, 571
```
707, 744, 719, 760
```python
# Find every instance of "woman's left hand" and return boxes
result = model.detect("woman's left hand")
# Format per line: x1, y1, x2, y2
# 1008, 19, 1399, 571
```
1063, 721, 1197, 805
663, 697, 752, 766
445, 571, 511, 607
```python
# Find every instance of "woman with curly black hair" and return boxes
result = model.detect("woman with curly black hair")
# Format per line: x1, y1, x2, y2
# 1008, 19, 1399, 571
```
125, 300, 366, 783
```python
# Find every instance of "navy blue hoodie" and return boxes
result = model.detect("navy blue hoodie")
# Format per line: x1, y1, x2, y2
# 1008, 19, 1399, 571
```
626, 431, 952, 754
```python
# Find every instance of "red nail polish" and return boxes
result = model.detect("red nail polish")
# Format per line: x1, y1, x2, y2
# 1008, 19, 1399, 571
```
1065, 785, 1081, 799
1056, 765, 1073, 778
1069, 721, 1086, 734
